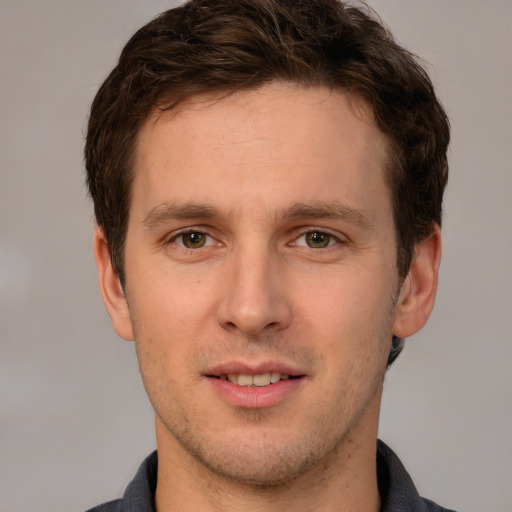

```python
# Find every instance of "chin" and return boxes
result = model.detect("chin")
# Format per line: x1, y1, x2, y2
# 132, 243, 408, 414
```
169, 422, 344, 487
195, 447, 323, 486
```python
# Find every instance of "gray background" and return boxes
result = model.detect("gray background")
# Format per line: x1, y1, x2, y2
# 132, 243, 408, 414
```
1, 1, 510, 511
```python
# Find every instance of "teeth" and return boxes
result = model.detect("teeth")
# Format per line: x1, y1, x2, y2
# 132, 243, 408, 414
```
253, 373, 271, 386
270, 371, 281, 384
225, 372, 291, 387
237, 374, 253, 386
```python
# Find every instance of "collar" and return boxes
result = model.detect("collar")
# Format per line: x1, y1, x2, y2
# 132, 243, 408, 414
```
94, 440, 454, 511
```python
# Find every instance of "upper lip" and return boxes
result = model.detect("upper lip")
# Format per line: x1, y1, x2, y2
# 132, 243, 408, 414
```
205, 361, 304, 377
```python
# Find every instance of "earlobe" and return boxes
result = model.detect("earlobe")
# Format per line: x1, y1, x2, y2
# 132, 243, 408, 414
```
93, 226, 134, 341
392, 225, 442, 338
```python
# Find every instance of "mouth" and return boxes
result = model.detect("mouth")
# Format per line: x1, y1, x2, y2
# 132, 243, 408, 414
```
205, 365, 305, 408
210, 372, 300, 387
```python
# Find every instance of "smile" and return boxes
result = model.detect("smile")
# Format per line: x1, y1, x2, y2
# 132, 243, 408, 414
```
216, 372, 295, 387
206, 367, 305, 408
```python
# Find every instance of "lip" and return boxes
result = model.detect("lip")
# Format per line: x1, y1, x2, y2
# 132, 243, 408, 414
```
207, 376, 304, 409
204, 360, 306, 409
206, 360, 303, 377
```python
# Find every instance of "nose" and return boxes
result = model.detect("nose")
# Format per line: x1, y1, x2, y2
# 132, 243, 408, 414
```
216, 245, 292, 336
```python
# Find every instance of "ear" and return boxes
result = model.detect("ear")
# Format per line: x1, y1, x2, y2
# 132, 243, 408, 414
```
93, 226, 134, 341
392, 225, 442, 338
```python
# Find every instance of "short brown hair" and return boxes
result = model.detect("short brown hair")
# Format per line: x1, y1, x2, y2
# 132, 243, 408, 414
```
85, 0, 449, 364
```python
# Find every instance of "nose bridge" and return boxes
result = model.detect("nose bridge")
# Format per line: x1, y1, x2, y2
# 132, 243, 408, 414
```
217, 236, 291, 335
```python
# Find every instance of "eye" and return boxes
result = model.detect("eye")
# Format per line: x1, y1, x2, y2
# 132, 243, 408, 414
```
296, 231, 338, 249
174, 231, 212, 249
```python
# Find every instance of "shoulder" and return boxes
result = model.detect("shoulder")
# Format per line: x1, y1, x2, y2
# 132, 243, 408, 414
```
84, 451, 158, 512
377, 440, 458, 512
85, 499, 122, 512
421, 497, 458, 512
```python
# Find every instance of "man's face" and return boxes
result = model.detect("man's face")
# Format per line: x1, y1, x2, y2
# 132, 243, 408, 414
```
117, 83, 403, 484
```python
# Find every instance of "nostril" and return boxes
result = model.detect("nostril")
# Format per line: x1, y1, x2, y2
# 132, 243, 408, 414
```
216, 291, 292, 336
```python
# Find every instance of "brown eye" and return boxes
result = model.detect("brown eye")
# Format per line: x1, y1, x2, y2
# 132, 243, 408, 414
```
180, 232, 207, 249
305, 231, 332, 248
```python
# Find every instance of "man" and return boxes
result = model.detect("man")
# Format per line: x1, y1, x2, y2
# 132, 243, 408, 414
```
85, 0, 453, 510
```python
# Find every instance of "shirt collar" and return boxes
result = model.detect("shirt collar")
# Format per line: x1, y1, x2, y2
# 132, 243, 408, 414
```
118, 440, 441, 512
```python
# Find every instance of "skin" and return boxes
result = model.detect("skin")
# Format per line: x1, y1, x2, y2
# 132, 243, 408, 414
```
94, 82, 441, 512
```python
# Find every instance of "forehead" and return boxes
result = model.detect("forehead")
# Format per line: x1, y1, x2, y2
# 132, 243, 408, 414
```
139, 83, 382, 156
132, 82, 390, 220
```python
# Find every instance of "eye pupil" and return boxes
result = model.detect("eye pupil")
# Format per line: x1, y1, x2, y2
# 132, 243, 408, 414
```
182, 232, 206, 248
306, 231, 330, 248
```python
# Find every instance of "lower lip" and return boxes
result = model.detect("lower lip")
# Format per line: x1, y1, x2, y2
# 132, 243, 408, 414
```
207, 377, 304, 409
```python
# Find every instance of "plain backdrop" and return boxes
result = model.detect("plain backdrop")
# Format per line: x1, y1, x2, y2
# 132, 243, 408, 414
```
1, 1, 511, 511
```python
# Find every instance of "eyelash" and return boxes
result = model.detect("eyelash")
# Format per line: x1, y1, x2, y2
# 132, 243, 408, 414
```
291, 230, 343, 249
167, 230, 217, 249
166, 228, 344, 251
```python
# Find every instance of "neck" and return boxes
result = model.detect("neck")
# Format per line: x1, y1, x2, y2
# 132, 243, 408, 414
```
154, 398, 382, 512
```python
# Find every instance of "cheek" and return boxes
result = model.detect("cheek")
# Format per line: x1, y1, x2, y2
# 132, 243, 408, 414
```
299, 265, 394, 328
127, 268, 221, 375
128, 260, 215, 323
296, 266, 396, 369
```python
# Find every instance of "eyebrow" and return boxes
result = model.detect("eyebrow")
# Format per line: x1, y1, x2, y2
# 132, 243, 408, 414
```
142, 200, 373, 231
283, 202, 374, 231
142, 202, 220, 229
